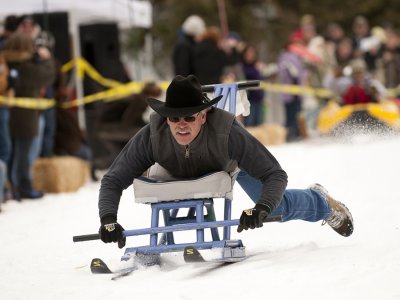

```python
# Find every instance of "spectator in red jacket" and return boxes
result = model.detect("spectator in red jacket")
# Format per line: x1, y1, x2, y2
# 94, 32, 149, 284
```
343, 59, 386, 105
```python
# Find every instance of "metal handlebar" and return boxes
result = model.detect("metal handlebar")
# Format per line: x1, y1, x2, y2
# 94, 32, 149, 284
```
72, 214, 282, 243
201, 80, 260, 93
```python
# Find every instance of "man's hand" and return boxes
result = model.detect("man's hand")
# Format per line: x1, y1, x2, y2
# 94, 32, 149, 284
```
99, 215, 126, 248
237, 204, 271, 233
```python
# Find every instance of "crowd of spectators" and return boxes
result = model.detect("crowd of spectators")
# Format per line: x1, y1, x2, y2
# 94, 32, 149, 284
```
1, 12, 400, 211
173, 14, 400, 140
280, 14, 398, 139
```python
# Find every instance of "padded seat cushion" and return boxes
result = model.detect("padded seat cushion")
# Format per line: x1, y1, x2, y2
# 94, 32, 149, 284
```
133, 171, 233, 203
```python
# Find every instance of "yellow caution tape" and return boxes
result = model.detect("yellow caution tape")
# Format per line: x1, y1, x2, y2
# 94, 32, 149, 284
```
61, 57, 122, 88
60, 81, 145, 109
0, 96, 55, 110
260, 82, 333, 98
3, 56, 400, 110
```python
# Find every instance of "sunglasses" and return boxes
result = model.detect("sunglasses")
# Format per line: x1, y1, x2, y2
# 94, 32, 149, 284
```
168, 112, 200, 123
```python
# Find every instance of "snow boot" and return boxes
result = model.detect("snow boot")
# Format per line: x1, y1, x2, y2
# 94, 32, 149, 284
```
310, 183, 354, 237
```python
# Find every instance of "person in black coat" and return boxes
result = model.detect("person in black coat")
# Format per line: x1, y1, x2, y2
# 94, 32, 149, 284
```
193, 26, 240, 85
172, 15, 206, 76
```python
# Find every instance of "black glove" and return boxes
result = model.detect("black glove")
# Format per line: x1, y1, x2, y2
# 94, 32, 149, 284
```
99, 215, 126, 249
237, 204, 271, 233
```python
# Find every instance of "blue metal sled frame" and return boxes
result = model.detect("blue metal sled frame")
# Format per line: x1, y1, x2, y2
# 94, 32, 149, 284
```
122, 198, 246, 261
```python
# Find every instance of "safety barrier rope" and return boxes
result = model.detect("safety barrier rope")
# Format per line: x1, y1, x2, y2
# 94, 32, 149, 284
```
1, 57, 399, 110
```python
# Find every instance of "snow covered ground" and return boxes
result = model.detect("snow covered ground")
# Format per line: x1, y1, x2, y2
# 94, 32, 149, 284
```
1, 133, 399, 300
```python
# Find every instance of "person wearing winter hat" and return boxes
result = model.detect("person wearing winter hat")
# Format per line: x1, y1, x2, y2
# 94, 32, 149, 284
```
181, 15, 206, 39
97, 74, 354, 248
172, 15, 206, 76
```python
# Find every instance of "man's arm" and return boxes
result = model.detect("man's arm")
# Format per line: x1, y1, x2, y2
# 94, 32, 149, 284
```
98, 125, 155, 219
228, 121, 288, 211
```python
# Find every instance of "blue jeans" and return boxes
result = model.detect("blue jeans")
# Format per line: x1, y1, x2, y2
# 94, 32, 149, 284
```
0, 160, 6, 204
236, 171, 331, 222
0, 107, 11, 164
30, 115, 44, 164
244, 101, 264, 127
285, 96, 302, 141
10, 137, 35, 194
40, 108, 56, 157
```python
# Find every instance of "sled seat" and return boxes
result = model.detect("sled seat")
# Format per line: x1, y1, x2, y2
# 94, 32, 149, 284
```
134, 171, 234, 204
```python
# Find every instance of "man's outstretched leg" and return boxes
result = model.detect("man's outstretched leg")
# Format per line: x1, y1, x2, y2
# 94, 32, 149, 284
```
236, 171, 354, 236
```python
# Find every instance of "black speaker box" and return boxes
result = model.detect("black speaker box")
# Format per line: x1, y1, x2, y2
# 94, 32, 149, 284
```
79, 23, 131, 169
79, 22, 129, 95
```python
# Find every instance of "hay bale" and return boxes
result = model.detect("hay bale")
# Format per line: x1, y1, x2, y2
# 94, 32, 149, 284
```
33, 156, 90, 193
246, 123, 287, 145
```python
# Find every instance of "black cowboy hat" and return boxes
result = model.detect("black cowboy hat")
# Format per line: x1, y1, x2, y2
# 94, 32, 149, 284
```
146, 75, 223, 117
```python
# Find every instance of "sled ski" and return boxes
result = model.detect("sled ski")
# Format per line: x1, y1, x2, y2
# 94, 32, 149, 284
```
183, 246, 206, 263
90, 258, 138, 279
90, 258, 113, 274
183, 244, 247, 264
90, 252, 161, 280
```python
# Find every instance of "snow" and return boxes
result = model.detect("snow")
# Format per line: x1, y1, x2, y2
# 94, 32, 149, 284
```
1, 133, 400, 300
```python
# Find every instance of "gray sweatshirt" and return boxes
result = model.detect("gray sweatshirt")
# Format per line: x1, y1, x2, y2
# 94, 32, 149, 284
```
99, 108, 288, 219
